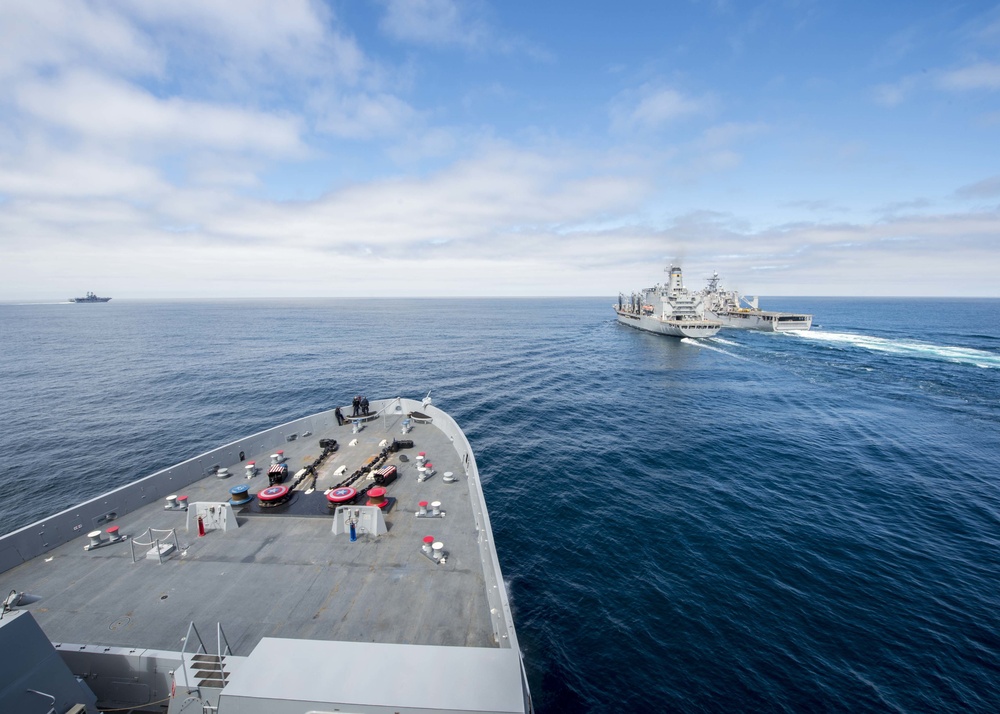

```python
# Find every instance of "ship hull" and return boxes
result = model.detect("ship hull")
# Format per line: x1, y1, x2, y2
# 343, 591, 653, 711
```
0, 398, 532, 714
615, 309, 722, 338
707, 310, 812, 332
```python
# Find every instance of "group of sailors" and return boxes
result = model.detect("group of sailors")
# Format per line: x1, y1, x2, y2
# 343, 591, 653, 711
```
334, 395, 371, 426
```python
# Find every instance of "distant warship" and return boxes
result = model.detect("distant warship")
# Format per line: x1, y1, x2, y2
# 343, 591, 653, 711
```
71, 291, 112, 303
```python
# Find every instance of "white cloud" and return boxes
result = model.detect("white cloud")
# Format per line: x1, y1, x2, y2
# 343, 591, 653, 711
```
379, 0, 485, 48
876, 62, 1000, 107
16, 70, 305, 156
935, 62, 1000, 91
121, 0, 368, 87
125, 0, 327, 49
872, 76, 918, 107
3, 178, 1000, 297
0, 146, 165, 199
0, 0, 162, 80
377, 0, 549, 58
200, 146, 650, 253
610, 84, 712, 133
0, 2, 997, 299
185, 157, 263, 189
314, 91, 420, 140
386, 127, 461, 163
0, 196, 153, 254
696, 122, 768, 149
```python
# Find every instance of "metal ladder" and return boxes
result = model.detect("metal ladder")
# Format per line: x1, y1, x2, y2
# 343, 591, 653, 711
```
179, 622, 233, 692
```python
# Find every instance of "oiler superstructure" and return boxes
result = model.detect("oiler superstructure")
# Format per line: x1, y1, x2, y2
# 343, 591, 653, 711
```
615, 265, 722, 338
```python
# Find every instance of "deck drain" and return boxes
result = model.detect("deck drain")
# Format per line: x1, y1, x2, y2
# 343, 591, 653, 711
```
109, 616, 132, 631
160, 594, 168, 600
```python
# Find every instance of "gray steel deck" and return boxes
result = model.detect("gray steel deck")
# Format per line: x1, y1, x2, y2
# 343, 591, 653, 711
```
0, 409, 496, 656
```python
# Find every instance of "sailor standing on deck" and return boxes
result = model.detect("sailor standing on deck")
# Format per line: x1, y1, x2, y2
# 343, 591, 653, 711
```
361, 397, 369, 416
335, 407, 344, 426
352, 395, 361, 417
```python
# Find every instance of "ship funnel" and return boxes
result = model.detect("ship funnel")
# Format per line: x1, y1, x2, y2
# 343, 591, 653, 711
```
667, 265, 684, 293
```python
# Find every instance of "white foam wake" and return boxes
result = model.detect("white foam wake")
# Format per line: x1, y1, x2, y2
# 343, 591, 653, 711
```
681, 337, 750, 361
790, 330, 1000, 369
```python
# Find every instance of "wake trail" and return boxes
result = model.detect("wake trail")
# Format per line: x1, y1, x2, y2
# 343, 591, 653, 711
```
789, 330, 1000, 369
682, 337, 752, 361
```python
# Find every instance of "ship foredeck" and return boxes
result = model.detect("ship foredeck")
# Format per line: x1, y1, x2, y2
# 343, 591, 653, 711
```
0, 406, 497, 656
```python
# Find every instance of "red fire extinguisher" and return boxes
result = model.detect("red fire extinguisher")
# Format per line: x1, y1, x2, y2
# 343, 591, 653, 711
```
197, 516, 205, 537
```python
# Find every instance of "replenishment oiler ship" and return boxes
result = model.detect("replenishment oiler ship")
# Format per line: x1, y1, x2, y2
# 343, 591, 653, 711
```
701, 272, 812, 331
615, 264, 722, 338
0, 396, 532, 714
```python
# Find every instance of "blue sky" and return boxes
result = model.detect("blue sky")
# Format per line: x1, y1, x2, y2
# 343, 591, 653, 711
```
2, 0, 999, 298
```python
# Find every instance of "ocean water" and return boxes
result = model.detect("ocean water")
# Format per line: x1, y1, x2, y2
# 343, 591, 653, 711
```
2, 297, 999, 713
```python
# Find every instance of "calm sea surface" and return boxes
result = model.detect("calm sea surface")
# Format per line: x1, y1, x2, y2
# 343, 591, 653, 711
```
2, 297, 999, 712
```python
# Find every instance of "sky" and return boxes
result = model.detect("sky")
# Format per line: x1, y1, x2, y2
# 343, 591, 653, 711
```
2, 0, 1000, 299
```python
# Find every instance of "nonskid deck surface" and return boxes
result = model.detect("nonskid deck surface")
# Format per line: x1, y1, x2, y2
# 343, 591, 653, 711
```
0, 412, 495, 656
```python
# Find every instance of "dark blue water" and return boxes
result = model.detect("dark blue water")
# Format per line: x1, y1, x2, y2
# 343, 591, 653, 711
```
2, 297, 999, 713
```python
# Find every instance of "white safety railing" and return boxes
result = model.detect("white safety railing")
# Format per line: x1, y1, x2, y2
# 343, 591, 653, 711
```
129, 527, 180, 564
